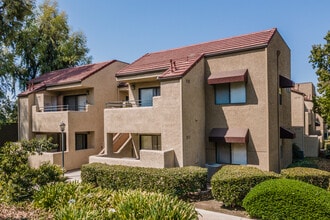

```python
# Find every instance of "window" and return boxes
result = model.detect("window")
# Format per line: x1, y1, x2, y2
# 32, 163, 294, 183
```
216, 143, 247, 164
64, 95, 87, 111
140, 135, 161, 150
75, 133, 88, 150
215, 82, 246, 104
139, 87, 160, 107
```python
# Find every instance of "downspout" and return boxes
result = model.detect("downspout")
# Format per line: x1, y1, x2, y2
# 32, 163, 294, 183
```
276, 50, 281, 172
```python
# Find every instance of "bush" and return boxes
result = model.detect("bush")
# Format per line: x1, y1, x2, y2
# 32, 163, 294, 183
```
33, 182, 114, 214
110, 190, 197, 220
34, 182, 198, 220
292, 143, 304, 161
281, 167, 330, 190
81, 163, 207, 198
243, 178, 330, 219
287, 158, 318, 168
211, 165, 279, 207
0, 140, 64, 203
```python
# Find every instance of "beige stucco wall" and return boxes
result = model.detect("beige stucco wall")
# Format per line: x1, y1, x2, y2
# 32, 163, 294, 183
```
21, 61, 128, 170
104, 77, 183, 166
18, 95, 34, 140
205, 48, 270, 170
266, 31, 292, 171
90, 148, 175, 168
181, 59, 206, 166
291, 92, 305, 127
295, 82, 315, 100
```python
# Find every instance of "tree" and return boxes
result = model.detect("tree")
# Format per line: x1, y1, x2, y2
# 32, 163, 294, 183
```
309, 31, 330, 125
14, 0, 92, 90
0, 0, 34, 95
0, 96, 17, 125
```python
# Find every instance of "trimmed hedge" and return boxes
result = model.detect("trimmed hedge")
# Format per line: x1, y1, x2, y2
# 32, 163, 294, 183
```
211, 165, 279, 207
243, 178, 330, 220
281, 167, 330, 190
287, 159, 318, 168
81, 163, 207, 198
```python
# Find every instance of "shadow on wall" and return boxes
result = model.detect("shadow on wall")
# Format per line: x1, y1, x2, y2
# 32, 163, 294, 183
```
246, 73, 258, 105
0, 123, 18, 147
247, 133, 259, 165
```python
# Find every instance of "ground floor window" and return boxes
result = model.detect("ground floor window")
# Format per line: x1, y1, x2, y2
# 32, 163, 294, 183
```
35, 133, 66, 152
216, 143, 247, 164
140, 135, 161, 150
75, 133, 88, 150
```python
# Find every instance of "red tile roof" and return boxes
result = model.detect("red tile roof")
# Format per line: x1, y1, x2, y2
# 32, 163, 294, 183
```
117, 28, 277, 79
18, 60, 116, 96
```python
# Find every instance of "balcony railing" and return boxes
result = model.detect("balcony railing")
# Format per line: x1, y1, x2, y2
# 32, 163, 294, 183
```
105, 100, 153, 108
39, 105, 87, 112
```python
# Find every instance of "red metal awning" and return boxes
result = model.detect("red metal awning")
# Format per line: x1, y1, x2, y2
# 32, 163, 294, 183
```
208, 69, 248, 85
279, 75, 294, 88
280, 127, 295, 139
209, 128, 249, 143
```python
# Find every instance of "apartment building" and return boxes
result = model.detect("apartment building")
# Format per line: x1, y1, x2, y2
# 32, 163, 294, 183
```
291, 82, 326, 157
18, 60, 128, 170
90, 28, 295, 172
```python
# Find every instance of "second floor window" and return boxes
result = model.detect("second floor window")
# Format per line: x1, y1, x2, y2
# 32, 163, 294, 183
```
64, 95, 87, 111
139, 87, 160, 107
215, 82, 246, 104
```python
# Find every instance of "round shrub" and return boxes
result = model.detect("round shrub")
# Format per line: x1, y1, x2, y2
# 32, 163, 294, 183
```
211, 165, 279, 207
281, 167, 330, 190
243, 179, 330, 220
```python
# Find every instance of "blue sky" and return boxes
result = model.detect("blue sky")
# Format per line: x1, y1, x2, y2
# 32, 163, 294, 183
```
40, 0, 329, 86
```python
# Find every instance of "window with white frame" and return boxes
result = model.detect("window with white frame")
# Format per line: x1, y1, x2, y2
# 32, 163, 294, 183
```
215, 82, 246, 104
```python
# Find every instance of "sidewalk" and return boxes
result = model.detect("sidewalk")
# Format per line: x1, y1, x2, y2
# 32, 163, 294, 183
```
64, 169, 81, 182
64, 170, 252, 220
197, 209, 251, 220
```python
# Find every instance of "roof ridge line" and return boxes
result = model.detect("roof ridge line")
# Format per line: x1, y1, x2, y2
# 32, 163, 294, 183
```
147, 28, 277, 55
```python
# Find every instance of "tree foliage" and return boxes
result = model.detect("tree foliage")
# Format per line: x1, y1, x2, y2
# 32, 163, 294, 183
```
309, 31, 330, 124
0, 96, 17, 125
0, 0, 92, 93
0, 0, 34, 96
0, 139, 65, 203
14, 0, 92, 90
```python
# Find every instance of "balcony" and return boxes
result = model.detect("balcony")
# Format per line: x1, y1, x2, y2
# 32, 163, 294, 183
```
32, 104, 96, 132
104, 97, 162, 134
89, 148, 175, 168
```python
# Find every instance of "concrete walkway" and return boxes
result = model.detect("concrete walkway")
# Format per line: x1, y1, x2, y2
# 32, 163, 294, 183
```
65, 169, 82, 182
64, 170, 252, 220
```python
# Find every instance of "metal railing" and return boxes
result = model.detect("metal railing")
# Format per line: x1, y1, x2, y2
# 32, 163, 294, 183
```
39, 105, 87, 112
105, 100, 153, 108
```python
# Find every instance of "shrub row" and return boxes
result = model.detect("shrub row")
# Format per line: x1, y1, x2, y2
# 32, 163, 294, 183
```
81, 163, 207, 198
211, 165, 330, 208
281, 167, 330, 190
211, 165, 279, 207
33, 182, 198, 220
243, 179, 330, 220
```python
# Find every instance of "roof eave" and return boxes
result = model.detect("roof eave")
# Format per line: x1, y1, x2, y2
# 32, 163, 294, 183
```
116, 67, 168, 78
